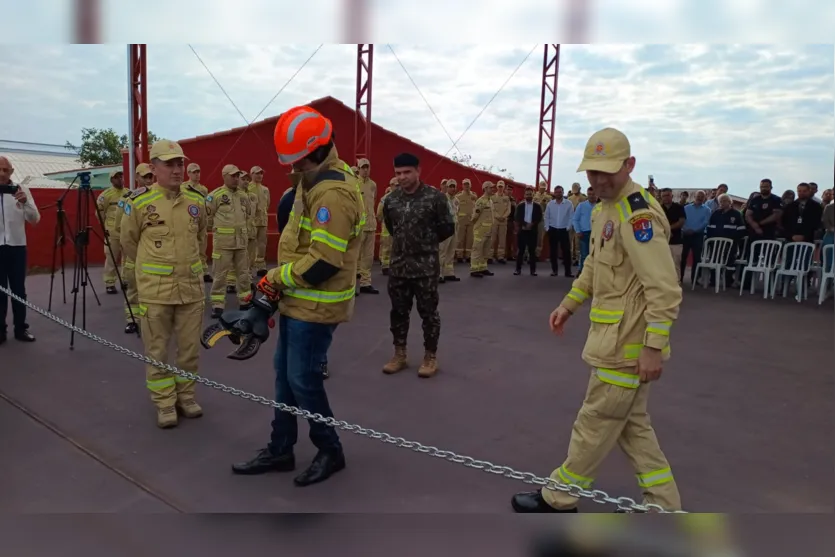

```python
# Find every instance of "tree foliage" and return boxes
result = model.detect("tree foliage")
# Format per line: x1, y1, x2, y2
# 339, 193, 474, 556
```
450, 152, 514, 180
65, 127, 160, 168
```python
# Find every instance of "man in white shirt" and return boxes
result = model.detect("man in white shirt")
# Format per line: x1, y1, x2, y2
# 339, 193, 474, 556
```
0, 156, 40, 345
543, 185, 575, 277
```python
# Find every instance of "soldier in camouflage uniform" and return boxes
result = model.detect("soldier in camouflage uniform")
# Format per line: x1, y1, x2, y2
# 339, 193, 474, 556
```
381, 153, 455, 378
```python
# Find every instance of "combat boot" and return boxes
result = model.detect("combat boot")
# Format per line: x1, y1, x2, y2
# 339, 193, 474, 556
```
176, 398, 203, 419
418, 351, 438, 378
157, 406, 178, 429
382, 346, 408, 374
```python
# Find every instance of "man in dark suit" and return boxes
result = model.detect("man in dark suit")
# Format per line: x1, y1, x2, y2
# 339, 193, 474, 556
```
513, 186, 543, 276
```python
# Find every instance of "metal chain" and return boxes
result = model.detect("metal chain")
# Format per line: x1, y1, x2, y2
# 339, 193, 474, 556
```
0, 285, 683, 513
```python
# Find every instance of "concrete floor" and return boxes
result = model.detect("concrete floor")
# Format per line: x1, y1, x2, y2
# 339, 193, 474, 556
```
0, 265, 832, 514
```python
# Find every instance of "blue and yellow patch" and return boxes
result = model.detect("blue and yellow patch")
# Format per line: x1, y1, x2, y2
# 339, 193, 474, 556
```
316, 206, 331, 224
630, 214, 653, 243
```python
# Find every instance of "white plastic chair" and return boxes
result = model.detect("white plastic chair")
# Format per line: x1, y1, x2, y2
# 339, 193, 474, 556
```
771, 242, 816, 302
816, 244, 834, 305
739, 240, 782, 299
692, 237, 735, 293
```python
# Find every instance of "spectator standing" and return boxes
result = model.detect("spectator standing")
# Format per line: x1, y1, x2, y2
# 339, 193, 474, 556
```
513, 187, 542, 276
810, 182, 821, 203
680, 190, 711, 284
571, 186, 597, 273
659, 188, 686, 281
0, 156, 39, 345
678, 191, 690, 206
704, 183, 728, 212
543, 185, 574, 277
745, 179, 783, 241
781, 183, 822, 243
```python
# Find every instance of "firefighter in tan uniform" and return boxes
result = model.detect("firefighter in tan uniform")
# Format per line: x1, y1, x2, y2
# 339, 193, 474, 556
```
533, 180, 549, 258
120, 140, 207, 428
469, 181, 495, 277
356, 158, 379, 294
568, 182, 587, 264
512, 127, 683, 513
439, 179, 460, 282
377, 178, 397, 275
181, 162, 211, 280
226, 171, 258, 292
490, 180, 511, 263
97, 169, 126, 294
454, 178, 478, 261
248, 166, 271, 277
207, 165, 253, 317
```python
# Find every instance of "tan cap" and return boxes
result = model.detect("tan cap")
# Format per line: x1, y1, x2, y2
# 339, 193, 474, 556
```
135, 163, 152, 176
250, 166, 264, 174
497, 180, 505, 187
357, 158, 370, 168
149, 139, 187, 162
222, 164, 243, 176
447, 179, 457, 186
109, 168, 123, 178
483, 181, 495, 189
462, 178, 471, 185
187, 163, 201, 172
577, 127, 631, 174
538, 180, 548, 187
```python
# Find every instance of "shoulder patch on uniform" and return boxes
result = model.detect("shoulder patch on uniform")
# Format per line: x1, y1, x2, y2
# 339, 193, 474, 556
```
630, 214, 653, 243
188, 204, 200, 217
311, 169, 347, 187
130, 186, 148, 199
124, 203, 132, 216
316, 206, 331, 224
206, 194, 213, 202
627, 192, 649, 212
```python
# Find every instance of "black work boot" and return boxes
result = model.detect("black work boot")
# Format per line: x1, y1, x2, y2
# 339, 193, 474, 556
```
232, 448, 296, 475
210, 308, 223, 319
293, 449, 346, 487
106, 286, 117, 294
511, 491, 577, 513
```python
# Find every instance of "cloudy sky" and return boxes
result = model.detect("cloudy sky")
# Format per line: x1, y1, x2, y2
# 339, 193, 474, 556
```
0, 43, 832, 196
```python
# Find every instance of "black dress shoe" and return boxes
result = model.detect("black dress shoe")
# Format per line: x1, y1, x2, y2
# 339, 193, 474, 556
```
513, 270, 521, 275
359, 286, 379, 294
294, 449, 346, 487
232, 448, 295, 475
439, 277, 445, 284
106, 286, 118, 294
511, 491, 577, 513
14, 330, 35, 342
444, 275, 460, 282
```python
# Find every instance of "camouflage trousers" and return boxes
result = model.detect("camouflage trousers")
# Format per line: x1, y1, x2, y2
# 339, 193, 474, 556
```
387, 275, 440, 352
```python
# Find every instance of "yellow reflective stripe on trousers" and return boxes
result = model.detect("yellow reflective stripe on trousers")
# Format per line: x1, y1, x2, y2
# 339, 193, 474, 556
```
141, 263, 174, 275
147, 377, 175, 391
212, 252, 221, 260
596, 368, 641, 389
556, 465, 594, 488
566, 287, 589, 304
589, 308, 623, 324
123, 261, 135, 270
624, 343, 671, 359
283, 287, 355, 303
215, 227, 235, 234
190, 261, 203, 274
310, 229, 348, 252
646, 321, 672, 336
279, 263, 298, 288
210, 295, 225, 302
175, 375, 196, 384
636, 467, 674, 488
134, 191, 163, 210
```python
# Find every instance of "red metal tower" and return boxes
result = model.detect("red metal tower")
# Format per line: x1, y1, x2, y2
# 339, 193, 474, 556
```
128, 45, 149, 175
535, 44, 560, 191
354, 44, 374, 164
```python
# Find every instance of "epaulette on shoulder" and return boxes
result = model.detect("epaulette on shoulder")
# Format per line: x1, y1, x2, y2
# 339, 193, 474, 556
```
626, 191, 650, 212
130, 186, 149, 200
186, 184, 205, 198
312, 169, 347, 187
121, 190, 132, 199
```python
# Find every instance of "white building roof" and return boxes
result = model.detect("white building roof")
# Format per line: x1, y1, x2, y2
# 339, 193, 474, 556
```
19, 176, 74, 189
0, 140, 80, 182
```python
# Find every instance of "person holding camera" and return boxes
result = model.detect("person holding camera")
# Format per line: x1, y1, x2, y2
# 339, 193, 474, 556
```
0, 156, 39, 345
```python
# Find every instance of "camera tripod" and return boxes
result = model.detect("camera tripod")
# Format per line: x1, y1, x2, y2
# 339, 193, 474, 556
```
46, 171, 138, 349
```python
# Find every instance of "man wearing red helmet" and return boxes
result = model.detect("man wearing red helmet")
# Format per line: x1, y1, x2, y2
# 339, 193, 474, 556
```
232, 106, 364, 486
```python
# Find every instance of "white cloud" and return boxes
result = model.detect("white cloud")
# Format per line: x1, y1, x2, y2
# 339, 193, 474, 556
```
0, 43, 831, 197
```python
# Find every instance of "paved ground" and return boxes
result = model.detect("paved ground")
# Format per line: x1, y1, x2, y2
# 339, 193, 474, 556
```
0, 265, 832, 514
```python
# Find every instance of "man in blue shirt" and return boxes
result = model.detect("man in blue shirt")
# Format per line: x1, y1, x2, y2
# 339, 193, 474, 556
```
570, 185, 597, 273
680, 190, 711, 285
704, 183, 728, 212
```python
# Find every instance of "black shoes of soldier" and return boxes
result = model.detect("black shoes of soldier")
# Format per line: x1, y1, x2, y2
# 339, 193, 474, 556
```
106, 286, 118, 294
444, 275, 460, 282
359, 286, 379, 294
231, 447, 345, 487
6, 328, 35, 343
210, 308, 223, 319
511, 491, 577, 513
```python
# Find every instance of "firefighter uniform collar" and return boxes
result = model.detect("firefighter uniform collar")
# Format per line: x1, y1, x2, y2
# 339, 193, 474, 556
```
289, 146, 342, 190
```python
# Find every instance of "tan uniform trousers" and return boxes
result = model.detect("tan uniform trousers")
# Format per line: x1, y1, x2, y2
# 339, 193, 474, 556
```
358, 230, 375, 286
669, 243, 683, 280
455, 218, 474, 259
122, 259, 140, 323
200, 234, 209, 274
212, 249, 251, 308
103, 236, 123, 286
253, 226, 268, 273
140, 301, 203, 409
469, 225, 492, 273
570, 230, 579, 262
227, 238, 256, 287
491, 221, 507, 259
439, 227, 458, 277
541, 368, 681, 512
379, 235, 391, 269
536, 221, 546, 257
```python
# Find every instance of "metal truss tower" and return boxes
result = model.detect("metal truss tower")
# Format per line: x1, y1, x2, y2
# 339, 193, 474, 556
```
354, 44, 374, 164
535, 44, 560, 190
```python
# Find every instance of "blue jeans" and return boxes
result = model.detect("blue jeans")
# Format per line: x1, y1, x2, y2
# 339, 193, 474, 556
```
577, 233, 591, 273
268, 315, 340, 455
823, 232, 834, 273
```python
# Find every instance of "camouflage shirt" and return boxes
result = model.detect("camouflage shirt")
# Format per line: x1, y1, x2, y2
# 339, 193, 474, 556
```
383, 183, 455, 278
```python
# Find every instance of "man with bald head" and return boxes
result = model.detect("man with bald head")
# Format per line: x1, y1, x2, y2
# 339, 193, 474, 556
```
0, 156, 40, 344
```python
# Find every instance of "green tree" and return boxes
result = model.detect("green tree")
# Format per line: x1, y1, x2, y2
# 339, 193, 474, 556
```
65, 127, 160, 167
451, 152, 514, 180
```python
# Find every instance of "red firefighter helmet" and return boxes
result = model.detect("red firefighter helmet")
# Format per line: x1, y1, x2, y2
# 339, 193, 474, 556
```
273, 105, 333, 166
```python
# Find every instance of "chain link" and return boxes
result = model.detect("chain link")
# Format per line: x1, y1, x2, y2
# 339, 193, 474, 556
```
0, 285, 684, 513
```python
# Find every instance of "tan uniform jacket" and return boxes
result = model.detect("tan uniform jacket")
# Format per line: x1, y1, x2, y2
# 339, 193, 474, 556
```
534, 190, 550, 212
446, 193, 460, 224
181, 180, 208, 198
97, 186, 128, 234
569, 192, 588, 208
114, 189, 133, 237
560, 180, 681, 376
248, 182, 271, 227
492, 194, 511, 222
359, 177, 377, 232
120, 184, 207, 305
472, 195, 494, 228
206, 185, 251, 250
266, 150, 364, 324
455, 191, 478, 220
377, 188, 392, 237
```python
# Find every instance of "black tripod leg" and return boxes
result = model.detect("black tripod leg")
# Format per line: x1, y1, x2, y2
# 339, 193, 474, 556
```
48, 210, 61, 312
